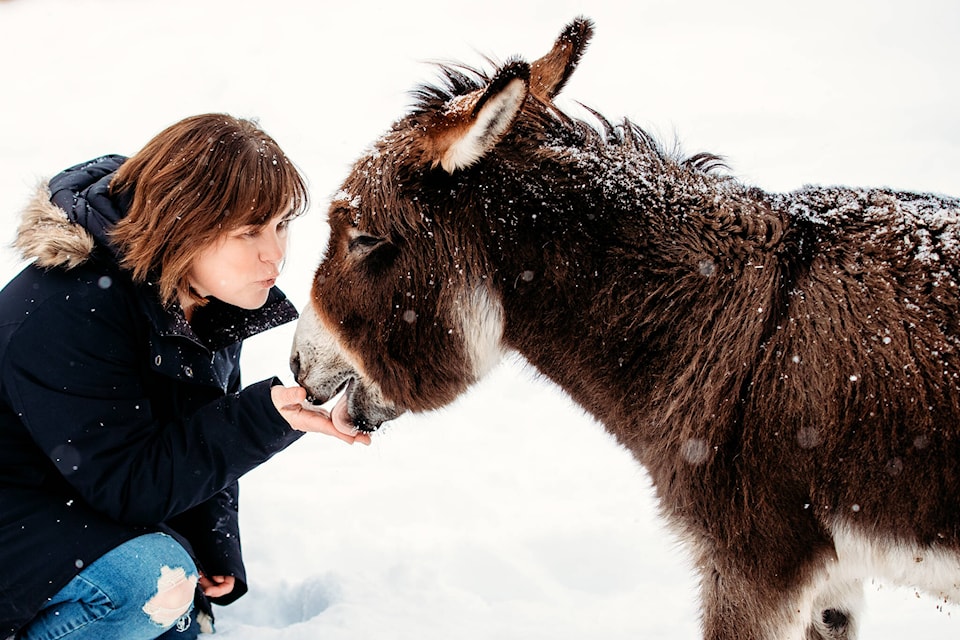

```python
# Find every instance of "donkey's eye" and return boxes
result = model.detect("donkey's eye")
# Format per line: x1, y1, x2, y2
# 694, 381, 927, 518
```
348, 234, 384, 253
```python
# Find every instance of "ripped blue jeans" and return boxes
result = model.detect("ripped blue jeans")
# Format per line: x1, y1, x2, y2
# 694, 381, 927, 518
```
18, 533, 201, 640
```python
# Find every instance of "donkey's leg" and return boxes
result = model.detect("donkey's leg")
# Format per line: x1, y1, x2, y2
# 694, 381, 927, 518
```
804, 609, 855, 640
698, 553, 844, 640
698, 567, 808, 640
805, 576, 864, 640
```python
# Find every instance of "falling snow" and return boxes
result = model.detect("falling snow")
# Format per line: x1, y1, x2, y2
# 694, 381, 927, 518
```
1, 1, 958, 639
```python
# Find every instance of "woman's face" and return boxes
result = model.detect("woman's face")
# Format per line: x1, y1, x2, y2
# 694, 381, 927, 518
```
188, 211, 291, 310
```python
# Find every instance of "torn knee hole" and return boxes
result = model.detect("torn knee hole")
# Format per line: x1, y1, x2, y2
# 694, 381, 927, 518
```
141, 566, 198, 626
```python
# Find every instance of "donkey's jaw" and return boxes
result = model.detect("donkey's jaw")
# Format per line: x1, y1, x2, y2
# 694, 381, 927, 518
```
342, 378, 403, 432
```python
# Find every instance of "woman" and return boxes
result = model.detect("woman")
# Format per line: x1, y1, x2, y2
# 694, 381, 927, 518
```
0, 114, 369, 640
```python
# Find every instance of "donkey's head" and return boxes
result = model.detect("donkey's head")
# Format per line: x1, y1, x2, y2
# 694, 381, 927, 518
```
290, 18, 594, 431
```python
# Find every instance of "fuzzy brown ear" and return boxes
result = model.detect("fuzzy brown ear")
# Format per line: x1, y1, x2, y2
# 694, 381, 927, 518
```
530, 17, 594, 101
427, 60, 530, 173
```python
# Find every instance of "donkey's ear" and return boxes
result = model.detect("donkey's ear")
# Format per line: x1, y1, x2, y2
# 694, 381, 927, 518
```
530, 17, 594, 101
429, 59, 530, 174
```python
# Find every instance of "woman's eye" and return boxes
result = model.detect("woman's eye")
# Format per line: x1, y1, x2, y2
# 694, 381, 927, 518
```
232, 227, 258, 239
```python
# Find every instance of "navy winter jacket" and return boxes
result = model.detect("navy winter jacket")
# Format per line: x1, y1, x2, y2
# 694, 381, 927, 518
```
0, 156, 303, 635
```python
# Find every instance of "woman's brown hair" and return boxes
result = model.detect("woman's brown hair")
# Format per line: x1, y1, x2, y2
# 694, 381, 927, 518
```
109, 113, 309, 307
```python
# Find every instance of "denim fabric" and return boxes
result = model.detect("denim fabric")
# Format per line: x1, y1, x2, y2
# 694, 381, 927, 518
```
154, 607, 200, 640
18, 533, 199, 640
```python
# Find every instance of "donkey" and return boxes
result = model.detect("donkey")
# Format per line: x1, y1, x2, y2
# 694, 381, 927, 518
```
291, 17, 960, 640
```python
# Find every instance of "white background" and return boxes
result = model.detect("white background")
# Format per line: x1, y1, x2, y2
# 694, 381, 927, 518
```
1, 1, 958, 637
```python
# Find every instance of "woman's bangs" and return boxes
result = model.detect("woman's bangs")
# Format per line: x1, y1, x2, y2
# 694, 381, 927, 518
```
227, 149, 308, 229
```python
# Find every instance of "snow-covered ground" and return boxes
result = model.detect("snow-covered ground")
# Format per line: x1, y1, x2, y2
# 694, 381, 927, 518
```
2, 0, 959, 637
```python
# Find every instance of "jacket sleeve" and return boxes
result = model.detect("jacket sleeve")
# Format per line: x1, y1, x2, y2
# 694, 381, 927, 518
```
166, 347, 251, 605
166, 482, 249, 605
1, 276, 304, 526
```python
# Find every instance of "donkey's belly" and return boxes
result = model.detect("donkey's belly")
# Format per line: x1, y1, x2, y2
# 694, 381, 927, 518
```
827, 520, 960, 602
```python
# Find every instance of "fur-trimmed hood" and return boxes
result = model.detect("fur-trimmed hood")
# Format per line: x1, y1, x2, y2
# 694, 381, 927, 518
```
14, 181, 96, 269
13, 154, 127, 269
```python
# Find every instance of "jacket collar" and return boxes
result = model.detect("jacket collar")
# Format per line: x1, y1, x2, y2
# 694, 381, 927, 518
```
137, 282, 299, 352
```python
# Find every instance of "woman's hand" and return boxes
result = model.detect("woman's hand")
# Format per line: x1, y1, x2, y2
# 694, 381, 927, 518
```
199, 574, 236, 598
271, 385, 372, 446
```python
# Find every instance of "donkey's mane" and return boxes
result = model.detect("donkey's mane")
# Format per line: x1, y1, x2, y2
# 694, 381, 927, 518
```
411, 61, 726, 176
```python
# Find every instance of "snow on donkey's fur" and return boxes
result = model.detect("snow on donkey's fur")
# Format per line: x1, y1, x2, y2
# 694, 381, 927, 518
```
291, 17, 960, 640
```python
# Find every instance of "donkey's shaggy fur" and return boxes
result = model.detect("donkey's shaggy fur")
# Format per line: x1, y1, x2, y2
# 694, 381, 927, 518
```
292, 18, 960, 639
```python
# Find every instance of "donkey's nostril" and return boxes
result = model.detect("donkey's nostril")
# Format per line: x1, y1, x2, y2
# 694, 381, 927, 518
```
289, 353, 301, 380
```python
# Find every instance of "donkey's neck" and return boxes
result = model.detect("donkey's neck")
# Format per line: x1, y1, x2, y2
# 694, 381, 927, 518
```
488, 174, 797, 460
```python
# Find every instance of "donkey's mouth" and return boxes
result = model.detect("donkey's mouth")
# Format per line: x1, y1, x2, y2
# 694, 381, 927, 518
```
305, 377, 350, 407
315, 377, 383, 434
333, 378, 364, 430
338, 378, 379, 433
303, 378, 374, 434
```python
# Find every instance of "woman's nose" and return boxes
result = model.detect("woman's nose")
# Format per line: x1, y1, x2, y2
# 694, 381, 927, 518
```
260, 230, 286, 264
